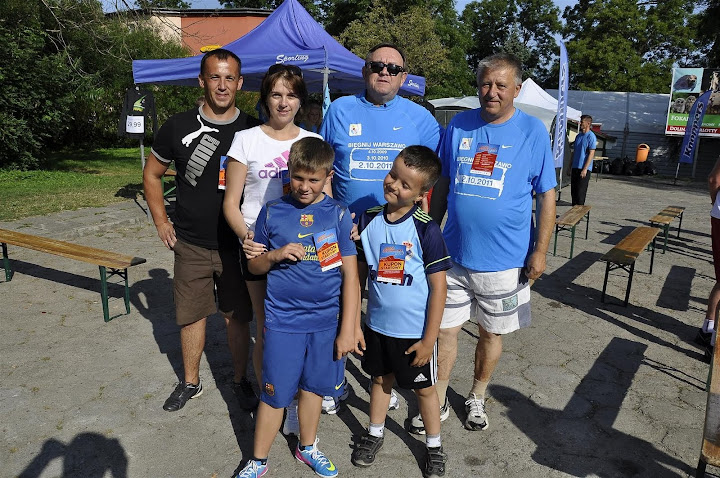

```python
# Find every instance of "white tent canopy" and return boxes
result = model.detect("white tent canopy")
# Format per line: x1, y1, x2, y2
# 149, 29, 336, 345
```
545, 89, 670, 135
429, 78, 582, 131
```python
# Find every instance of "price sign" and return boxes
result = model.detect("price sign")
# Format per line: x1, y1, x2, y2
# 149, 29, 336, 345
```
126, 115, 144, 134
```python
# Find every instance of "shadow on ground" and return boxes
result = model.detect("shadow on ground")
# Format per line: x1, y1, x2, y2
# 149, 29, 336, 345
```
492, 337, 694, 476
17, 433, 128, 478
129, 268, 256, 462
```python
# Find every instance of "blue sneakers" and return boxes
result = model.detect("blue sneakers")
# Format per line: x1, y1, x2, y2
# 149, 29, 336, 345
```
235, 459, 267, 478
295, 439, 338, 477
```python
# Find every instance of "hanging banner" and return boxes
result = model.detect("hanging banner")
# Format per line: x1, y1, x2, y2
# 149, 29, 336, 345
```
553, 40, 569, 168
666, 68, 720, 137
679, 89, 712, 164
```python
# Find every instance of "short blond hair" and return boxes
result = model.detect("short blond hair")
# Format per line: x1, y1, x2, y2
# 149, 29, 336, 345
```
288, 137, 334, 174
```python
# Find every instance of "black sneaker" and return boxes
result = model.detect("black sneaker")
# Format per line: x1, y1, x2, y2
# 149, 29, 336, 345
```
696, 328, 713, 347
423, 446, 447, 478
351, 432, 383, 467
233, 377, 259, 410
163, 381, 203, 412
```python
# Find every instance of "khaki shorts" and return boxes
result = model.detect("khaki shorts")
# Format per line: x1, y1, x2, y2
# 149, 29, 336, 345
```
173, 238, 252, 326
440, 263, 531, 335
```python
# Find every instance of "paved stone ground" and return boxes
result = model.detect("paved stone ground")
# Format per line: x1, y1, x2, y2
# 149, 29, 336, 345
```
0, 175, 717, 477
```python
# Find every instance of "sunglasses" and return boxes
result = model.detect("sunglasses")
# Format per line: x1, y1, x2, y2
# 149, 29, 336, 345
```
365, 61, 406, 76
268, 64, 303, 78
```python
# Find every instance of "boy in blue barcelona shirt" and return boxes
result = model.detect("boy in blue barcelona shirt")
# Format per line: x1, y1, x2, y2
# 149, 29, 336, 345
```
235, 137, 361, 478
351, 146, 452, 478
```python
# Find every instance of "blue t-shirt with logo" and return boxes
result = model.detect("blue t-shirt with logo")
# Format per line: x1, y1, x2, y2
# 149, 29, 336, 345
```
357, 204, 451, 339
320, 93, 441, 215
439, 108, 556, 272
571, 130, 597, 170
253, 194, 356, 333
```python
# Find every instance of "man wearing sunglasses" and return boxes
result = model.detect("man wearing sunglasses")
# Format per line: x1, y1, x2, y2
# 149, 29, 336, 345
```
319, 43, 442, 415
321, 43, 441, 217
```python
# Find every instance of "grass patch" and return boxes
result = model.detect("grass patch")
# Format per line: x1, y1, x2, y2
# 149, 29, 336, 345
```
0, 148, 145, 221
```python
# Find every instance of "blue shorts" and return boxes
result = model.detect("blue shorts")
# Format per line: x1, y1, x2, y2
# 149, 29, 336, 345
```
261, 327, 345, 408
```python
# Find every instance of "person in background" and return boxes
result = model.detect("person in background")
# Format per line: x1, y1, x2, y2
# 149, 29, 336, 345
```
570, 114, 597, 206
300, 100, 323, 133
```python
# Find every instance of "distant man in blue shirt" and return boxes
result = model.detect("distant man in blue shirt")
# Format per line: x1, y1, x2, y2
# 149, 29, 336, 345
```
426, 53, 556, 435
570, 114, 597, 206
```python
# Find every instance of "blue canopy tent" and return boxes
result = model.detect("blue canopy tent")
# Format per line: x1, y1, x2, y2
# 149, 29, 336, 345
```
132, 0, 426, 96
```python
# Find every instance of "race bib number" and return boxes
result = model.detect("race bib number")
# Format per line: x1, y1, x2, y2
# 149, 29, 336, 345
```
218, 156, 228, 190
281, 169, 291, 196
471, 144, 498, 176
125, 115, 144, 134
377, 243, 406, 284
314, 229, 342, 272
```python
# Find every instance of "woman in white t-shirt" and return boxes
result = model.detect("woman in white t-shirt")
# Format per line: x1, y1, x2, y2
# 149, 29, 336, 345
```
224, 65, 321, 385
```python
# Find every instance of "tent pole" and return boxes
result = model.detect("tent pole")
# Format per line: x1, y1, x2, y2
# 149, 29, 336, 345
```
140, 141, 151, 221
551, 115, 564, 202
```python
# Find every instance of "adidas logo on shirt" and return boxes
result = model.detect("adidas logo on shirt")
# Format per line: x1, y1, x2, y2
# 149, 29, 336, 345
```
258, 152, 289, 179
414, 373, 427, 383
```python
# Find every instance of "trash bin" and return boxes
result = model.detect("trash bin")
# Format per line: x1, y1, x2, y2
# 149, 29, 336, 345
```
636, 144, 650, 163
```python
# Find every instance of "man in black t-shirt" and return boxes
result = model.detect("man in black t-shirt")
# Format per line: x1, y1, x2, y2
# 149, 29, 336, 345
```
143, 49, 261, 412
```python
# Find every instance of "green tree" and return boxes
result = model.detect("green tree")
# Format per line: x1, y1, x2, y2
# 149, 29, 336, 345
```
337, 0, 474, 97
697, 0, 720, 67
0, 0, 79, 169
563, 0, 699, 92
0, 0, 202, 169
461, 0, 561, 84
339, 0, 455, 97
135, 0, 190, 8
218, 0, 323, 19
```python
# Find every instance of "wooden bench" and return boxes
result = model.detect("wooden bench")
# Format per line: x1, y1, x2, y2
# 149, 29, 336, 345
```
0, 228, 146, 322
698, 340, 720, 476
649, 205, 685, 254
553, 205, 591, 259
600, 226, 660, 307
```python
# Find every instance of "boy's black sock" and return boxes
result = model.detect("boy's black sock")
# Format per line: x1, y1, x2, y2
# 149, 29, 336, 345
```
251, 457, 268, 465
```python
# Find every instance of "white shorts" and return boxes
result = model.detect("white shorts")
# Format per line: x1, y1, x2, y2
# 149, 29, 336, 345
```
440, 263, 531, 334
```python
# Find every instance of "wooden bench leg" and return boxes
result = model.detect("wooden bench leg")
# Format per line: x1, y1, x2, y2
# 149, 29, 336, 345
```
99, 266, 110, 322
677, 212, 683, 238
585, 211, 590, 240
662, 223, 669, 253
601, 261, 610, 303
649, 237, 656, 274
624, 262, 635, 307
98, 267, 132, 322
570, 225, 576, 259
1, 242, 12, 281
696, 457, 707, 477
122, 268, 130, 314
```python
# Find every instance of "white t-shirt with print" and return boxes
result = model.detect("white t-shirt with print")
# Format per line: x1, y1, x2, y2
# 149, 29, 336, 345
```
226, 125, 321, 231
